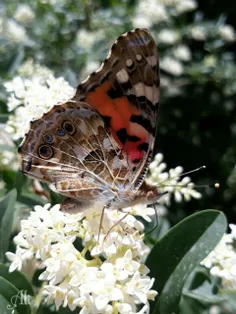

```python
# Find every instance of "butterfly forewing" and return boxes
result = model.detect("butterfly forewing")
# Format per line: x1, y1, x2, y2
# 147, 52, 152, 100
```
75, 28, 160, 189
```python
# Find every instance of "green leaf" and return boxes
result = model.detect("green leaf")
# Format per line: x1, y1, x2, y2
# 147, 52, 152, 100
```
14, 171, 28, 195
18, 193, 46, 207
220, 290, 236, 313
182, 267, 221, 304
0, 293, 19, 314
0, 277, 31, 314
147, 210, 227, 314
178, 295, 207, 314
0, 189, 17, 261
0, 264, 34, 296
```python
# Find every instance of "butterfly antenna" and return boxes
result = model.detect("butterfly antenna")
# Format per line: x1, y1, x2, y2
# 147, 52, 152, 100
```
102, 211, 130, 247
98, 205, 106, 244
158, 182, 220, 189
190, 182, 220, 189
158, 165, 206, 185
157, 165, 220, 190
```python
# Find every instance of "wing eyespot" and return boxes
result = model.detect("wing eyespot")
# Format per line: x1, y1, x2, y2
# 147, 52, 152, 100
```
56, 128, 65, 137
43, 134, 54, 144
62, 121, 76, 135
38, 144, 54, 159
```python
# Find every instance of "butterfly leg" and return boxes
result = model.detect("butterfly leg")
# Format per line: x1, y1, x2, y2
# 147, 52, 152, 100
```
98, 203, 111, 244
102, 210, 130, 246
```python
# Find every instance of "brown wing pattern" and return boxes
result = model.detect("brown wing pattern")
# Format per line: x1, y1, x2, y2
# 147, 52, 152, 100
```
19, 101, 133, 208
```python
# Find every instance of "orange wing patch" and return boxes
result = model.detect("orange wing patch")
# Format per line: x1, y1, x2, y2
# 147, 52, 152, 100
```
84, 81, 148, 155
75, 28, 159, 187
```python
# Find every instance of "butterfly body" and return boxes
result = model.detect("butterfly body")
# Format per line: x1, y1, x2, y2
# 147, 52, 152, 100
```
18, 28, 160, 213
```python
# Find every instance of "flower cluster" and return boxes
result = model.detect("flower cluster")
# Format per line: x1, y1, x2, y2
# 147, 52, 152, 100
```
147, 153, 202, 207
14, 4, 35, 24
0, 17, 27, 43
5, 148, 202, 313
132, 0, 198, 29
0, 129, 18, 171
4, 60, 75, 140
6, 203, 157, 313
201, 224, 236, 289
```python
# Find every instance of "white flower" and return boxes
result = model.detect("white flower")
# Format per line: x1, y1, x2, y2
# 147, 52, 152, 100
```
5, 150, 202, 312
14, 4, 35, 23
124, 272, 157, 304
133, 0, 168, 28
132, 16, 152, 29
18, 59, 53, 78
219, 24, 236, 42
76, 29, 104, 50
110, 250, 141, 281
0, 129, 18, 170
4, 61, 75, 140
131, 205, 155, 222
6, 247, 33, 272
160, 57, 184, 76
0, 150, 18, 170
190, 26, 206, 41
204, 55, 217, 68
173, 45, 191, 61
175, 0, 198, 14
5, 19, 27, 43
146, 153, 202, 206
201, 225, 236, 289
6, 203, 157, 313
158, 29, 179, 45
209, 305, 221, 314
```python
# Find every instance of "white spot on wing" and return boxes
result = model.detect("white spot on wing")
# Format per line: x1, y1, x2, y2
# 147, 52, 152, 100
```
136, 54, 142, 61
127, 82, 159, 104
146, 55, 157, 67
116, 68, 129, 83
126, 59, 133, 67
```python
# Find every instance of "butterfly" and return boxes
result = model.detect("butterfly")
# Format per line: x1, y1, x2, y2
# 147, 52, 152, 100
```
18, 28, 160, 214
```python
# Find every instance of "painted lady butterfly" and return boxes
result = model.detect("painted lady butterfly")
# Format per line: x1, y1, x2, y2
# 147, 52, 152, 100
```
18, 28, 160, 213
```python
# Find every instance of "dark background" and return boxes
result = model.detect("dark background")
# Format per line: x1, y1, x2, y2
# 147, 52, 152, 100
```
155, 0, 236, 225
199, 0, 236, 28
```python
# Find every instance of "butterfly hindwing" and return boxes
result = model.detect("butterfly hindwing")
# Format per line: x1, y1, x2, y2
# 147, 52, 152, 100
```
75, 28, 159, 188
19, 101, 133, 209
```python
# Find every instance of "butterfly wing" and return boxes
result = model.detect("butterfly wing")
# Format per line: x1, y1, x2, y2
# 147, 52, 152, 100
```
19, 28, 159, 211
19, 101, 132, 210
75, 28, 160, 189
